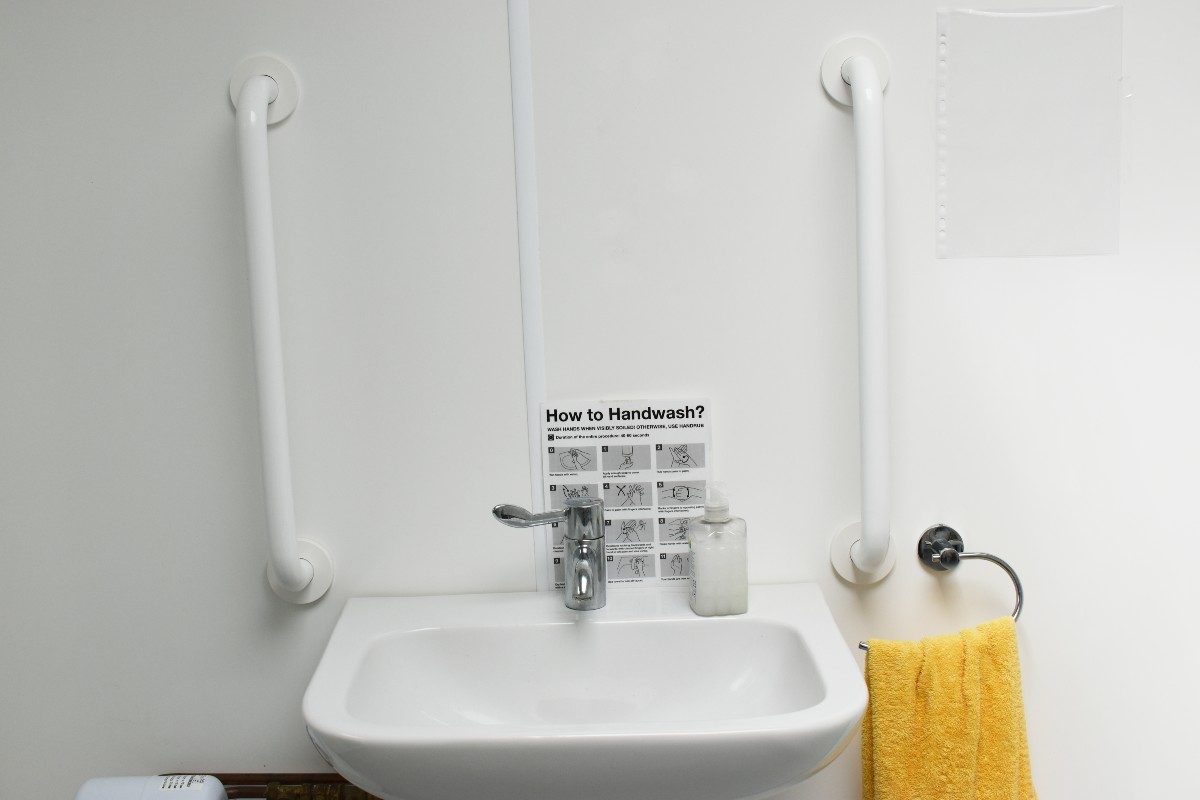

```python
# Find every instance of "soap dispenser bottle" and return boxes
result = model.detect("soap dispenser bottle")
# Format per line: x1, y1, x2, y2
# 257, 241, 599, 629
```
687, 482, 748, 616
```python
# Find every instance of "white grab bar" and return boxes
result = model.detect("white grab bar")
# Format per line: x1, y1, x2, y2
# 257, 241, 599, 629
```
822, 39, 896, 584
230, 56, 333, 604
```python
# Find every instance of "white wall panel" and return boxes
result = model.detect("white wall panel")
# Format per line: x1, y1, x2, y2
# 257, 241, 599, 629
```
530, 2, 1200, 797
0, 2, 529, 797
3, 1, 1199, 797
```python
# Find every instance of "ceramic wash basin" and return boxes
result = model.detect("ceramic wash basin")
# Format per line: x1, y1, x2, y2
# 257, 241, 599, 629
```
303, 583, 866, 800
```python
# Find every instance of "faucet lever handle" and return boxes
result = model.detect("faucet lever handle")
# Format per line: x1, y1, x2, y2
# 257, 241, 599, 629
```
492, 504, 566, 528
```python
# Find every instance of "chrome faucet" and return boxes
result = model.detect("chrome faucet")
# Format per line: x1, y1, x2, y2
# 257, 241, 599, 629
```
492, 497, 606, 610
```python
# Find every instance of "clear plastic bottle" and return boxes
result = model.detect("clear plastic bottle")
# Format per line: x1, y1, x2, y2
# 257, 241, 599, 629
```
688, 483, 748, 616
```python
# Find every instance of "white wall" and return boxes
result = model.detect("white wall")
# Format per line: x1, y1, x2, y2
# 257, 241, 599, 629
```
532, 2, 1200, 797
0, 2, 530, 797
2, 1, 1198, 799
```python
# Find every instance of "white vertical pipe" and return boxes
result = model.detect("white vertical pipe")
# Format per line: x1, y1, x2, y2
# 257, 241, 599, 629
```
235, 76, 314, 593
842, 56, 891, 574
507, 0, 550, 590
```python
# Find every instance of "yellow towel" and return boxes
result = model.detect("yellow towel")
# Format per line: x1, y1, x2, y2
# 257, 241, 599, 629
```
861, 617, 1036, 800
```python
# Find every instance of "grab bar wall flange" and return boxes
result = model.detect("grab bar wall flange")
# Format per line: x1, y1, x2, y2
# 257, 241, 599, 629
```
229, 55, 299, 124
231, 55, 333, 604
821, 38, 896, 584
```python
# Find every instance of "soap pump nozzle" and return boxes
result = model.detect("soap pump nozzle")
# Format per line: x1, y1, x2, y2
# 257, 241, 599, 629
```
703, 481, 732, 523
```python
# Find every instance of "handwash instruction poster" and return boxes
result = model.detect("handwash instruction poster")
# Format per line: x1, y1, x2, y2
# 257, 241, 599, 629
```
539, 399, 711, 589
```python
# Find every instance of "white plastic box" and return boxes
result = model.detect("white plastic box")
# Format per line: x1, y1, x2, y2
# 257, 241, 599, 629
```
75, 775, 227, 800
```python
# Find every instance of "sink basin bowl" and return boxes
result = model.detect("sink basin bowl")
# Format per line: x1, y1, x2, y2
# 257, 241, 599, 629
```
303, 583, 866, 800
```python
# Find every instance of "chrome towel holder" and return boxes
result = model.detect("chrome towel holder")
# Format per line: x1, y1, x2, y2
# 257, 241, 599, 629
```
858, 524, 1024, 652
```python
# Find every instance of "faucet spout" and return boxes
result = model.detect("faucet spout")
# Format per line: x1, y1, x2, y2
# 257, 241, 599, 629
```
572, 542, 596, 603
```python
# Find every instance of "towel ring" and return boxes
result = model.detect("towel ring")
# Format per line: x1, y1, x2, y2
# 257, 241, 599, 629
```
858, 525, 1024, 652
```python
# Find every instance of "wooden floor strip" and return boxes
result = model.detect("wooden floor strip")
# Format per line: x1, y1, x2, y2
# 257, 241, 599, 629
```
165, 774, 382, 800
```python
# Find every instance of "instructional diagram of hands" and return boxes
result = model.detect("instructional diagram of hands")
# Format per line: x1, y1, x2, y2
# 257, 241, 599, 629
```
548, 445, 597, 474
540, 400, 710, 586
658, 481, 705, 505
548, 483, 598, 511
669, 445, 694, 467
657, 442, 705, 469
559, 448, 592, 471
614, 555, 649, 578
607, 518, 650, 544
601, 444, 651, 471
664, 552, 690, 576
662, 517, 692, 542
604, 482, 651, 508
617, 484, 646, 506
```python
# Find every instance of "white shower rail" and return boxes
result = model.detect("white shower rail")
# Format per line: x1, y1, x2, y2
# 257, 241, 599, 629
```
506, 0, 551, 591
822, 39, 897, 584
230, 56, 333, 604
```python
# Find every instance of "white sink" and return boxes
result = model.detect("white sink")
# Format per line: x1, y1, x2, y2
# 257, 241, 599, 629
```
303, 583, 865, 800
